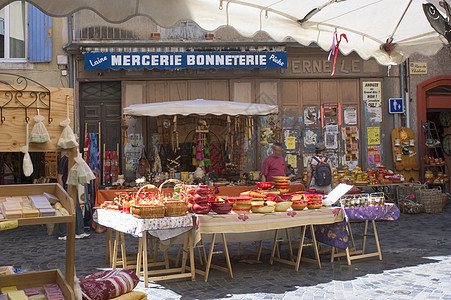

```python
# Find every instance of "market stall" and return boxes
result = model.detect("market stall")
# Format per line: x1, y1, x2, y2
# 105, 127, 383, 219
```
0, 74, 77, 296
122, 99, 279, 185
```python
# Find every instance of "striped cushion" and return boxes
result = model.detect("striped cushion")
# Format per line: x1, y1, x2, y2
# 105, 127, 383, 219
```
80, 269, 139, 300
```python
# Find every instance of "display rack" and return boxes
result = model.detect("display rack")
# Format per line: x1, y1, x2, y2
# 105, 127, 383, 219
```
421, 121, 448, 191
0, 74, 77, 295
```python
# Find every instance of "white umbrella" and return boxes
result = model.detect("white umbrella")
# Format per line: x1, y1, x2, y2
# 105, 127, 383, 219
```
1, 0, 448, 65
123, 99, 278, 116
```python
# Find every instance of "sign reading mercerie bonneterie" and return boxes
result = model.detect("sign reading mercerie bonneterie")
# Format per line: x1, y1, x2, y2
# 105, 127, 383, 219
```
84, 51, 287, 70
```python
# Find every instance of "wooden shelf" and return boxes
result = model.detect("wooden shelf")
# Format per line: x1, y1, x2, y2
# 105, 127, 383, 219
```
0, 269, 74, 299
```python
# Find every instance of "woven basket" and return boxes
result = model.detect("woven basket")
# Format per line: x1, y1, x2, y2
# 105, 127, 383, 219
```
417, 189, 443, 213
398, 183, 426, 200
131, 204, 166, 218
165, 200, 188, 217
398, 197, 423, 214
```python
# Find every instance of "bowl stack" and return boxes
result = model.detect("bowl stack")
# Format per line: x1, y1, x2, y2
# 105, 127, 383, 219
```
273, 176, 290, 194
231, 196, 252, 214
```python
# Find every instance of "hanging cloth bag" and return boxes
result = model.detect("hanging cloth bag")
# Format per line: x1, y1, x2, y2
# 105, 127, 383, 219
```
67, 151, 96, 186
30, 115, 51, 143
21, 121, 34, 177
30, 96, 51, 143
58, 96, 79, 149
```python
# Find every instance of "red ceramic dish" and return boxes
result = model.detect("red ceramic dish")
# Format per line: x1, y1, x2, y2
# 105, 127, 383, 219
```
256, 182, 274, 190
235, 196, 252, 205
277, 194, 293, 202
211, 202, 233, 214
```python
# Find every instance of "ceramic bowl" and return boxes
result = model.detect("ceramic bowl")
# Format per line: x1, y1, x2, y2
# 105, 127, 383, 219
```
276, 194, 293, 202
291, 200, 308, 210
273, 176, 290, 181
275, 201, 292, 212
235, 196, 252, 205
256, 182, 274, 190
251, 205, 274, 213
275, 182, 290, 187
307, 204, 322, 209
210, 202, 233, 214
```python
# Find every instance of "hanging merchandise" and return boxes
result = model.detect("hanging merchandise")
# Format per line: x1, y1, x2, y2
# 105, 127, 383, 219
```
153, 145, 162, 173
89, 133, 101, 176
57, 96, 79, 149
30, 114, 50, 143
21, 121, 33, 177
67, 151, 96, 186
103, 151, 112, 185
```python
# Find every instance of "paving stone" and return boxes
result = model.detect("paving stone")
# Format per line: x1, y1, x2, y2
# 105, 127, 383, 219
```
1, 206, 451, 299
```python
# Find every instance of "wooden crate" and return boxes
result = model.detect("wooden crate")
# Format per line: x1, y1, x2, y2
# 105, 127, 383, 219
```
0, 269, 74, 299
0, 183, 74, 225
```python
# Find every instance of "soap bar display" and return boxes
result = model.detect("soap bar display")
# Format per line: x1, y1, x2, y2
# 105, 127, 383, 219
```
0, 193, 61, 219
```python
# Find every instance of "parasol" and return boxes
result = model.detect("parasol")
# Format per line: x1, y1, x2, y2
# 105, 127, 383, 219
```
0, 0, 449, 65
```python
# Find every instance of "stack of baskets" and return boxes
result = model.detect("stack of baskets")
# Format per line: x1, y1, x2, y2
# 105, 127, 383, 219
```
397, 183, 426, 214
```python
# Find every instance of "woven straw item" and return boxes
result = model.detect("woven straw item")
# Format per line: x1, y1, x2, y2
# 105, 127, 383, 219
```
131, 204, 166, 218
398, 183, 426, 200
417, 189, 443, 213
165, 200, 188, 217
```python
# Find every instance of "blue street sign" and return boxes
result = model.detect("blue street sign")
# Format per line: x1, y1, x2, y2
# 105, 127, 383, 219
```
389, 98, 404, 114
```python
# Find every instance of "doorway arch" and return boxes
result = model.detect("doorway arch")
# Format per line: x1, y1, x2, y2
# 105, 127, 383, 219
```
417, 75, 451, 182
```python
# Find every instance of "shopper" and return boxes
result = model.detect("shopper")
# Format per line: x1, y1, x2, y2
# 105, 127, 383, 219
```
306, 142, 334, 193
262, 142, 288, 182
57, 152, 90, 240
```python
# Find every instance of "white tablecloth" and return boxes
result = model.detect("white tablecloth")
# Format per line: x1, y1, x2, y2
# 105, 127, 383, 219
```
95, 209, 193, 240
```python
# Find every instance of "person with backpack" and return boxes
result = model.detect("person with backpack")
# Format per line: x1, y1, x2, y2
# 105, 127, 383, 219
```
306, 142, 334, 193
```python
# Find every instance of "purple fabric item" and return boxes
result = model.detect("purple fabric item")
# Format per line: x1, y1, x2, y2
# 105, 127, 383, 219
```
344, 203, 400, 221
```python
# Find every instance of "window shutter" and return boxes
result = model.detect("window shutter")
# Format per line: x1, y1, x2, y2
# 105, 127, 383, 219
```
28, 4, 52, 62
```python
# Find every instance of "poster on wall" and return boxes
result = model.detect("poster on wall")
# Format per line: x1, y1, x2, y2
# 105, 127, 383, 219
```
343, 106, 357, 125
344, 126, 359, 168
303, 128, 319, 152
367, 145, 381, 165
287, 154, 297, 169
367, 127, 381, 145
321, 104, 340, 127
303, 106, 319, 126
325, 132, 338, 149
363, 81, 381, 108
124, 133, 144, 172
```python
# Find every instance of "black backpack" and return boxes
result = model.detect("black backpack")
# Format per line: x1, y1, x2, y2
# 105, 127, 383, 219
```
313, 156, 332, 186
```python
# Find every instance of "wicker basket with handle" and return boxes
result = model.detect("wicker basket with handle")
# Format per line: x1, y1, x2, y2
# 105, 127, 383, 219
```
159, 179, 189, 217
417, 189, 443, 213
131, 184, 166, 218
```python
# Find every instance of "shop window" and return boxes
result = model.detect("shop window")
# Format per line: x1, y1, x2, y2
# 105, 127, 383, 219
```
0, 2, 52, 62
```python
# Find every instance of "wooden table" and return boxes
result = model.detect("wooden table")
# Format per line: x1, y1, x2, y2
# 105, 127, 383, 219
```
195, 207, 344, 281
96, 209, 195, 286
330, 204, 400, 265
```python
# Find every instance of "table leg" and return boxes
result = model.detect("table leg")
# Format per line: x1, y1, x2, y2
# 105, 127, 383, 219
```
154, 238, 159, 263
362, 220, 369, 254
347, 222, 356, 250
221, 233, 233, 279
112, 230, 119, 269
181, 230, 189, 273
310, 224, 322, 269
372, 220, 383, 260
136, 237, 142, 278
204, 233, 216, 282
330, 247, 336, 262
285, 228, 294, 261
143, 232, 149, 287
120, 232, 127, 268
345, 246, 352, 265
294, 225, 307, 271
270, 229, 280, 265
106, 228, 113, 264
188, 230, 196, 281
256, 240, 263, 261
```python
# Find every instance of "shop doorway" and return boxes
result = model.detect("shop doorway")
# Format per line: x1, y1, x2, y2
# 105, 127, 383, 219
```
79, 81, 122, 185
417, 76, 451, 185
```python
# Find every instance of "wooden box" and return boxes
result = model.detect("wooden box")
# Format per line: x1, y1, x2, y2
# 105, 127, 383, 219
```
0, 183, 74, 225
0, 269, 74, 299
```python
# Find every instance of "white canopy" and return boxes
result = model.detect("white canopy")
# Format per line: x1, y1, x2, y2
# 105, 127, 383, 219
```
0, 0, 448, 65
123, 99, 278, 117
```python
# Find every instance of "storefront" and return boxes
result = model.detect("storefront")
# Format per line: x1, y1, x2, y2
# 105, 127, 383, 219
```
75, 46, 390, 185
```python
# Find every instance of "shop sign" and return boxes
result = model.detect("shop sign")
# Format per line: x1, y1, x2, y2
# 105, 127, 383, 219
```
84, 51, 287, 70
409, 62, 427, 75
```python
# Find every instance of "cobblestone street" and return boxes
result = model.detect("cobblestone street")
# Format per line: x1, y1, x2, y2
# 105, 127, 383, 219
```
1, 206, 450, 299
